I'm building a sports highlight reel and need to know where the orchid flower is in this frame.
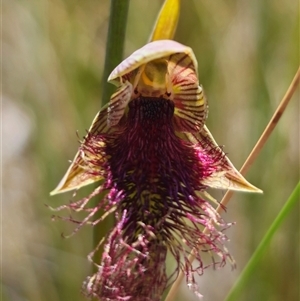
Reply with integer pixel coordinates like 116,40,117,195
51,39,261,300
51,1,262,300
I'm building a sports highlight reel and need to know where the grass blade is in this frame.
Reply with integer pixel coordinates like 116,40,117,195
224,182,300,301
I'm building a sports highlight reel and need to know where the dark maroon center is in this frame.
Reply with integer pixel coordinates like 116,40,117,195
128,96,175,124
104,97,212,235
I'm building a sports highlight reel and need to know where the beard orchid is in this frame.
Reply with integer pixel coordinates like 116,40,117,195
51,40,261,300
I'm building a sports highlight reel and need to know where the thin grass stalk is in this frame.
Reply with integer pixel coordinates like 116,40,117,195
215,66,300,211
224,181,300,301
165,67,300,301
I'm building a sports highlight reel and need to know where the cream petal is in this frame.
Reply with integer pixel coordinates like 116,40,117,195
50,108,111,195
184,126,262,193
108,40,198,85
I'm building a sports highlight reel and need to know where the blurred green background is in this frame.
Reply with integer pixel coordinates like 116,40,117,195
3,0,299,301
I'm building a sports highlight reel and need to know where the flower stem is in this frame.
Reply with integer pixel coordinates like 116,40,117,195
101,0,130,107
164,67,300,301
92,0,129,282
224,182,300,301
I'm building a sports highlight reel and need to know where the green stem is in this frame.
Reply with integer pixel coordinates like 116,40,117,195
224,182,300,301
92,0,129,281
101,0,130,106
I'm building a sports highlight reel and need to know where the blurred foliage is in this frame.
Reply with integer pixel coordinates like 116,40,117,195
3,0,299,301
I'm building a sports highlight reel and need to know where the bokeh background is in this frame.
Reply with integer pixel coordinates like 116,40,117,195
3,0,299,300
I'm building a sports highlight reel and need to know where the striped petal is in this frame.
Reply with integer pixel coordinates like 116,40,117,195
107,80,133,126
168,53,208,132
